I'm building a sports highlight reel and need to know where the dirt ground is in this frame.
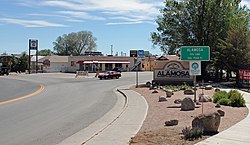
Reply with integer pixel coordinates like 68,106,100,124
129,85,249,145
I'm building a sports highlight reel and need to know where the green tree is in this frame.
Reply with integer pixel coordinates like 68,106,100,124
217,6,250,84
151,0,243,80
12,52,29,72
38,49,54,56
53,31,97,56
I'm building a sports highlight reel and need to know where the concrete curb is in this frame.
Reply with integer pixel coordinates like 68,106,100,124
57,87,128,145
84,85,148,145
58,84,148,145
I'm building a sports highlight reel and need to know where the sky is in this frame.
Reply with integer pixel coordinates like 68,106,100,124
0,0,250,56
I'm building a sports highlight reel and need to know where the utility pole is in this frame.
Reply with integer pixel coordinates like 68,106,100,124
111,45,113,56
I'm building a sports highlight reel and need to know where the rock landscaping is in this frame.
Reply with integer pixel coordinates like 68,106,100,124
130,85,248,145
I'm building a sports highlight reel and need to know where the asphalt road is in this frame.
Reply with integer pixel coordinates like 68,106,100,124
0,72,153,145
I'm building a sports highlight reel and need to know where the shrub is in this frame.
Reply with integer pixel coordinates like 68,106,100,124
213,91,228,103
179,83,189,90
182,126,204,140
213,90,246,107
217,98,231,106
228,90,239,99
229,92,246,107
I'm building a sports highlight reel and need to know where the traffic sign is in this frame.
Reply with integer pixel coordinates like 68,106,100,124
189,61,201,76
181,46,210,61
137,50,144,58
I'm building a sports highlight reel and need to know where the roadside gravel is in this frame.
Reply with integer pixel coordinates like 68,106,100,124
129,85,249,145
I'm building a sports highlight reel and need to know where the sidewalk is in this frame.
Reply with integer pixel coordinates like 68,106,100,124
196,89,250,145
59,83,250,145
58,85,148,145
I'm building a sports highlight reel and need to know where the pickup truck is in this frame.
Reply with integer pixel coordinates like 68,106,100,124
98,71,121,80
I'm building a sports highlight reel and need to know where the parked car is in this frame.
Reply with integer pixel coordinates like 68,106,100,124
98,71,121,80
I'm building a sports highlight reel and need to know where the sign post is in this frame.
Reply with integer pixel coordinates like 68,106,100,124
29,39,38,74
130,50,144,88
136,50,144,88
181,46,210,103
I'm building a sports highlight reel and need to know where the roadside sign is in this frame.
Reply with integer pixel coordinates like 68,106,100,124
181,46,210,61
189,61,201,76
239,70,250,80
130,50,138,57
29,39,38,50
137,50,145,58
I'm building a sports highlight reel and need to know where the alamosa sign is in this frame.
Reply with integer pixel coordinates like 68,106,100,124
154,61,193,84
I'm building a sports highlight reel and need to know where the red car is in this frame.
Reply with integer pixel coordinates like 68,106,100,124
98,71,121,80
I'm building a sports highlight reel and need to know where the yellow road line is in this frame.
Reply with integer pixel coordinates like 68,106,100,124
0,85,45,105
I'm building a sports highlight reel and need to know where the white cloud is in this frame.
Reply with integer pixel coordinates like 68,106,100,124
0,18,66,27
18,0,163,25
57,11,106,21
106,21,143,25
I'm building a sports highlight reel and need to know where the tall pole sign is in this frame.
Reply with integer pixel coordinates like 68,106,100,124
29,39,39,74
130,50,144,88
181,46,210,103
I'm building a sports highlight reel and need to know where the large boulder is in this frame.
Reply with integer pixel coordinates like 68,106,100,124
165,119,178,126
192,112,221,133
152,90,158,93
181,97,195,111
205,85,213,90
146,81,151,87
174,99,182,104
198,94,212,102
217,110,225,117
184,89,194,95
166,90,174,97
159,96,167,102
215,88,221,92
215,104,221,108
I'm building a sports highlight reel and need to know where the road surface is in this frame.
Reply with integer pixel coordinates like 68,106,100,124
0,72,152,145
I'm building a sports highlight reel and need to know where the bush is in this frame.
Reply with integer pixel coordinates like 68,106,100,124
182,126,204,140
217,98,231,106
229,92,246,107
213,90,246,107
228,90,239,99
179,83,189,90
213,91,228,103
164,85,176,90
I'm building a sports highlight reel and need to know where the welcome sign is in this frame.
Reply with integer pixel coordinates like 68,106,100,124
154,61,193,84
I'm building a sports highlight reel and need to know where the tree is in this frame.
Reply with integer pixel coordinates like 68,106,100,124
217,6,250,84
53,31,97,56
38,49,54,56
11,52,29,72
151,0,244,80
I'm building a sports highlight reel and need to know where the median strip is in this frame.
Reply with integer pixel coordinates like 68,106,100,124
0,84,45,105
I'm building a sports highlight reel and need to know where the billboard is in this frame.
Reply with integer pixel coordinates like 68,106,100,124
239,70,250,80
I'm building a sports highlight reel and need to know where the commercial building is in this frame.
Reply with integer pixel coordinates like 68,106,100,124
32,55,135,73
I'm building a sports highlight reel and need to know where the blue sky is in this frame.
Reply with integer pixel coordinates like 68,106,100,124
0,0,250,56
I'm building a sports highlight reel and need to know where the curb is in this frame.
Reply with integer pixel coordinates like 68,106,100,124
57,86,129,145
81,87,129,144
